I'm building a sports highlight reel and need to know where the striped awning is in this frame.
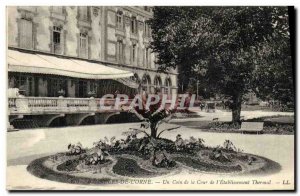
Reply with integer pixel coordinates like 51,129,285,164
7,49,134,79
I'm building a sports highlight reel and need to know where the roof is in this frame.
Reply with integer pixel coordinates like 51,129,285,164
7,49,134,79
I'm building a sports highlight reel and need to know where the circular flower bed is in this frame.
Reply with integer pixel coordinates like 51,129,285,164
27,135,281,185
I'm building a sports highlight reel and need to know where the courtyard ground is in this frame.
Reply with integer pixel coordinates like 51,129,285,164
6,110,294,190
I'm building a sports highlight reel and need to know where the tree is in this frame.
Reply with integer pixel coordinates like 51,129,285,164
253,7,294,107
149,6,293,123
128,90,180,138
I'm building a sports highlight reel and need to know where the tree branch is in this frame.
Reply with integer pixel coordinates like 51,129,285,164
157,126,181,138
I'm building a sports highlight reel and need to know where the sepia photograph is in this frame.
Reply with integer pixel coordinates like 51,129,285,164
5,4,295,191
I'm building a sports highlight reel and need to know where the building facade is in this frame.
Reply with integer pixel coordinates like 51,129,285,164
7,6,178,129
7,6,178,97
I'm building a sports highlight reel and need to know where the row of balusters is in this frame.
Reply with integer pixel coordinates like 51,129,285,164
8,98,131,109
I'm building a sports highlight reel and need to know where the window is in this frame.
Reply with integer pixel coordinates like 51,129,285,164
13,74,34,96
76,80,88,97
142,75,151,93
154,77,162,92
116,11,123,30
79,33,88,58
144,22,151,37
47,78,67,97
19,19,33,49
15,75,27,89
131,73,140,83
79,6,88,21
53,26,62,54
165,78,172,96
131,17,137,34
52,6,63,14
132,44,136,63
117,40,123,63
89,81,97,94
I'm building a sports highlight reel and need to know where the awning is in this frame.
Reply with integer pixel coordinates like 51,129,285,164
115,78,139,89
7,49,134,79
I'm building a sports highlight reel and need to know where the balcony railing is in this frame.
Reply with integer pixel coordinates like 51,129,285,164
7,97,130,115
8,95,174,115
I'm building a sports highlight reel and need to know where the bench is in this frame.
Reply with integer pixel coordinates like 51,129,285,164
239,122,264,134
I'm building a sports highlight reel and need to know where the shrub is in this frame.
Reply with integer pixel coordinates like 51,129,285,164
152,149,176,168
223,140,237,151
209,147,231,162
263,125,294,133
85,148,110,165
67,142,85,155
175,135,206,153
93,136,116,150
208,122,240,131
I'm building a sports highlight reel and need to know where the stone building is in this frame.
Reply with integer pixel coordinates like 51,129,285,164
7,6,177,96
99,6,178,95
7,6,178,129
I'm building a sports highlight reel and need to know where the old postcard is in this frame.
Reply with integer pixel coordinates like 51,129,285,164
6,6,295,191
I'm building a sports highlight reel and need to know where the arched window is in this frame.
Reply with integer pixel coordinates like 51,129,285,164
165,78,172,96
154,76,162,93
142,74,151,93
131,73,140,83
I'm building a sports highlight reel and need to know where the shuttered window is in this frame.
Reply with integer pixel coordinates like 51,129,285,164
19,19,33,49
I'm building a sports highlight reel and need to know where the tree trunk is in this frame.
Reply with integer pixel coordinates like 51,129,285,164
231,94,242,124
150,123,158,138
